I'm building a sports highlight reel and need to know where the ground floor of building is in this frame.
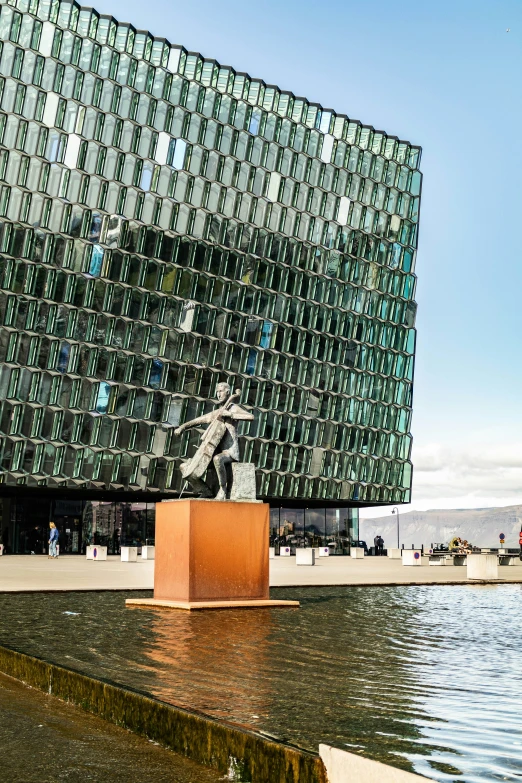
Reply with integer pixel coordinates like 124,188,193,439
0,495,360,556
269,506,358,554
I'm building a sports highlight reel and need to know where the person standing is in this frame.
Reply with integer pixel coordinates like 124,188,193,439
48,522,59,559
374,534,384,556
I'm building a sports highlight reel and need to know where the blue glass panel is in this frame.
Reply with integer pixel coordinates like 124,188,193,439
140,163,153,191
259,321,273,348
249,111,260,135
57,342,70,373
89,244,104,276
96,382,111,414
246,348,256,375
170,139,187,169
149,358,163,388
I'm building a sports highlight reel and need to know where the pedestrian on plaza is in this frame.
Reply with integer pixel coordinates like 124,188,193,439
48,522,59,559
374,534,384,556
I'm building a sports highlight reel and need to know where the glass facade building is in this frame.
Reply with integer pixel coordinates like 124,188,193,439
0,0,421,553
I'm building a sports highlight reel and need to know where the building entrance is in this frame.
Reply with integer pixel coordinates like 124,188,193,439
0,497,156,555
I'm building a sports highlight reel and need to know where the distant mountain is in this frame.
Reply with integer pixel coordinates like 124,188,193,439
360,505,522,549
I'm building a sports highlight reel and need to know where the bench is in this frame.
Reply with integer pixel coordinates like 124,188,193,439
428,553,466,566
428,554,447,565
498,554,519,566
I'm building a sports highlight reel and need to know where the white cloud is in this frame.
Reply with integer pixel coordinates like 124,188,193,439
359,440,522,519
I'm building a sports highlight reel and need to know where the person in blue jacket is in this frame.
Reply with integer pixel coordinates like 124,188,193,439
48,522,59,558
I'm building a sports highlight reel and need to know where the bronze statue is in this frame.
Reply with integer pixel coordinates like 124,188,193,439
174,382,254,500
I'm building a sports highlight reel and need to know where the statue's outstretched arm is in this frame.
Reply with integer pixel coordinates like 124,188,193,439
174,411,214,435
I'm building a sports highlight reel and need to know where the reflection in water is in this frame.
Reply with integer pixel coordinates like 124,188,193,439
0,585,521,782
145,610,275,728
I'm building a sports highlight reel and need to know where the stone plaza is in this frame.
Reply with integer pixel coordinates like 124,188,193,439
1,553,521,592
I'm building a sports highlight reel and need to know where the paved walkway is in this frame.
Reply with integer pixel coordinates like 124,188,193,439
271,555,522,586
0,555,154,592
1,554,521,592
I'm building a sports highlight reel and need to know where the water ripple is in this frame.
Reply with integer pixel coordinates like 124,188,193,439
0,584,521,781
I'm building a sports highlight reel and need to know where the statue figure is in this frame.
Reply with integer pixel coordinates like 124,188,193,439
174,382,254,500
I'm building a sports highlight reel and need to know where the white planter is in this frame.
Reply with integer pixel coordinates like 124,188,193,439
279,546,291,557
350,547,364,559
318,547,330,557
0,544,3,555
402,549,422,566
467,554,498,580
296,548,315,565
141,546,155,560
387,547,402,559
121,546,138,562
269,547,275,559
86,545,107,561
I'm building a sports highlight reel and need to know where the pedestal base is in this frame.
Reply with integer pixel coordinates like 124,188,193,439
148,498,298,609
126,597,299,611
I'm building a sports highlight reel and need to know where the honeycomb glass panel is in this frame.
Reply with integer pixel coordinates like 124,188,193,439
0,0,420,521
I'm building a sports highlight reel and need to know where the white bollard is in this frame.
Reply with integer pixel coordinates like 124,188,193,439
296,548,315,565
350,547,364,559
0,544,3,556
279,546,291,556
387,547,402,559
318,547,330,557
467,554,498,580
141,546,155,560
86,545,107,561
121,546,138,562
269,547,275,559
402,549,422,566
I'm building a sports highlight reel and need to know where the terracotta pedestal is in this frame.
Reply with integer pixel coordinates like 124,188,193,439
126,499,298,610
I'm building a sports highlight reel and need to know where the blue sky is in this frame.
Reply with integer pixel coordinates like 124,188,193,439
94,0,522,512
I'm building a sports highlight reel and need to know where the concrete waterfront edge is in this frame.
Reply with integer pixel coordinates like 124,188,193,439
0,643,438,782
0,643,325,783
320,744,432,782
